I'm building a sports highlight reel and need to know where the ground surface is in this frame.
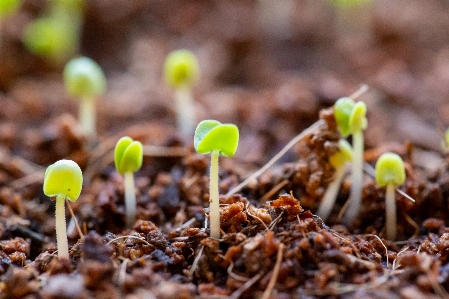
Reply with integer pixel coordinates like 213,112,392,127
1,1,449,298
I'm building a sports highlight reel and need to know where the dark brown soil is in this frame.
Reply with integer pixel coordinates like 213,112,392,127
1,1,449,298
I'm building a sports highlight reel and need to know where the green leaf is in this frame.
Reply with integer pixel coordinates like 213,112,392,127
0,0,21,18
349,101,367,134
194,120,239,157
375,152,406,187
329,139,353,168
164,49,199,89
114,136,143,174
43,159,83,202
334,97,355,137
64,56,106,98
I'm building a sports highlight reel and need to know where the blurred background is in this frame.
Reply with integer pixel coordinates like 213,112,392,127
1,0,449,164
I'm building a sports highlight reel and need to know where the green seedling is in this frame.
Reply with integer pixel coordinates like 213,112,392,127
335,97,368,224
114,136,143,228
375,152,405,240
164,49,200,140
64,56,106,137
194,120,239,239
43,159,83,260
0,0,21,18
316,139,353,222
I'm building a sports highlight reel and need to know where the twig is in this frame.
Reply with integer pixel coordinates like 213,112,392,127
226,120,325,197
66,201,84,239
364,234,389,267
245,203,269,231
259,179,289,202
107,235,151,246
118,258,129,291
261,243,285,299
189,245,204,279
228,273,263,299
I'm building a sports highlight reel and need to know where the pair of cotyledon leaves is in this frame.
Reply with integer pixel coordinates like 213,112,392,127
114,137,143,175
43,159,83,202
334,97,367,137
194,120,239,157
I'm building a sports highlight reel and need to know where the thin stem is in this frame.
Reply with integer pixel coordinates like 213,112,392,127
385,183,397,240
124,171,136,228
175,87,195,141
209,150,220,239
55,194,69,259
343,130,364,224
79,97,95,137
316,165,347,222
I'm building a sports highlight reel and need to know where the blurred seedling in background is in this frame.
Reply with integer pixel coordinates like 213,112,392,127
0,0,21,19
375,152,406,240
194,120,239,239
114,136,143,228
22,0,84,64
43,159,83,260
316,139,353,222
334,97,368,224
64,56,106,138
164,49,200,141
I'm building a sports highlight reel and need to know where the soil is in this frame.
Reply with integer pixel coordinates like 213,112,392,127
1,1,449,298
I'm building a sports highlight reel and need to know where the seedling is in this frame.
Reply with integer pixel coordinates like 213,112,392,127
114,136,143,228
375,152,405,240
316,139,353,222
43,159,83,259
0,0,21,18
194,120,239,239
63,56,106,137
164,49,200,140
334,97,368,224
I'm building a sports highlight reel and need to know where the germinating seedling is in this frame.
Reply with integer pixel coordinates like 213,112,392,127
64,56,106,137
164,49,200,140
334,97,368,224
114,136,143,228
316,139,353,222
43,159,83,260
375,152,405,240
194,120,239,239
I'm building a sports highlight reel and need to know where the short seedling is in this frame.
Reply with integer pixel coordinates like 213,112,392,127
64,56,106,137
114,136,143,228
43,159,83,259
164,49,200,140
194,120,239,239
316,139,353,222
334,97,368,224
375,152,405,240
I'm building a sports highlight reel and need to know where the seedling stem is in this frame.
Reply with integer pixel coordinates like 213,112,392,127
385,183,396,240
316,166,346,221
55,193,69,259
209,150,220,239
80,97,95,137
124,171,136,228
175,87,196,139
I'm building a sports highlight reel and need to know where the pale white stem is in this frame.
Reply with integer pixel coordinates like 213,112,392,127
124,171,136,228
343,130,364,224
79,97,95,137
385,183,397,240
175,88,196,141
316,165,346,222
55,194,69,259
209,150,220,239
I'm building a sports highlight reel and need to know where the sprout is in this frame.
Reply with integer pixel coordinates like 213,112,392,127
0,0,21,18
316,139,353,222
375,152,406,240
164,49,200,140
43,159,83,260
335,97,368,224
64,56,106,137
114,136,143,228
194,120,239,239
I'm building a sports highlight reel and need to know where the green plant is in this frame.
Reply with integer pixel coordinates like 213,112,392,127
63,56,106,137
43,159,83,259
164,49,200,140
334,97,368,224
375,152,405,240
316,139,353,222
0,0,21,18
114,136,143,228
194,120,239,239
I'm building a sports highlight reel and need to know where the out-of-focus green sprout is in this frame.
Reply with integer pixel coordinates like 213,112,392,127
316,139,353,222
114,136,143,228
334,97,368,225
43,159,83,260
194,120,239,239
375,152,406,240
22,0,83,64
64,56,106,137
0,0,21,19
164,49,200,140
